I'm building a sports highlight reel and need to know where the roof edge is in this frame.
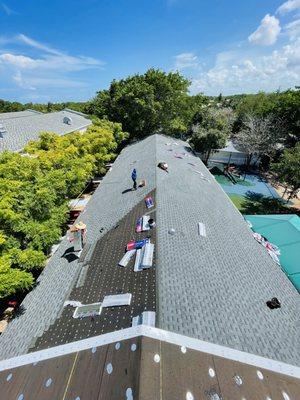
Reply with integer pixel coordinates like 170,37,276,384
0,326,299,378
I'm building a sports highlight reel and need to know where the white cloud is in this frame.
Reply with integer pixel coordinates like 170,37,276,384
0,53,38,69
17,34,63,56
0,34,104,75
284,19,300,40
174,52,199,70
12,72,86,90
0,34,105,99
277,0,300,15
190,38,300,95
12,71,36,90
1,3,16,16
248,14,281,46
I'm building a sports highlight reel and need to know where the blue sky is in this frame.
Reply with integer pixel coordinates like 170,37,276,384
1,0,300,102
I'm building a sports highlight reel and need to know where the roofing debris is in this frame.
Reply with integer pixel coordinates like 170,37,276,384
157,162,169,172
132,311,156,326
101,293,132,307
118,249,136,267
198,222,207,237
253,232,281,265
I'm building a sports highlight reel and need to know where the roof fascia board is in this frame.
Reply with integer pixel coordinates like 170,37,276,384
0,326,299,379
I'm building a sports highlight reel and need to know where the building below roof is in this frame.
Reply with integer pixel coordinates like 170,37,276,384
245,214,300,292
0,109,92,152
0,326,299,400
206,139,259,166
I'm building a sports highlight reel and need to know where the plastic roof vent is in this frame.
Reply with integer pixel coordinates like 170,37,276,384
63,116,72,125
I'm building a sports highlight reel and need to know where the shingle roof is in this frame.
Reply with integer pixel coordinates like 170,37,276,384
0,134,299,366
155,134,300,365
0,109,92,152
0,109,42,120
0,327,299,400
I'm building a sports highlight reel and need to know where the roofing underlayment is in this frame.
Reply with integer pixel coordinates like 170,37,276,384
245,214,300,292
0,327,299,400
0,134,299,368
0,109,92,152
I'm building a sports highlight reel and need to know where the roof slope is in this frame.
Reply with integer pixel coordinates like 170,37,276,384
0,134,299,366
0,109,92,152
155,135,300,365
0,327,299,400
0,135,157,359
0,109,42,120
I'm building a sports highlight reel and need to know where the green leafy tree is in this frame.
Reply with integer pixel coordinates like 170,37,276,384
190,128,228,163
271,143,300,201
0,256,34,299
88,69,190,138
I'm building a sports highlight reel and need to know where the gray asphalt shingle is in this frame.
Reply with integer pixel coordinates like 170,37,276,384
0,109,92,152
155,134,300,365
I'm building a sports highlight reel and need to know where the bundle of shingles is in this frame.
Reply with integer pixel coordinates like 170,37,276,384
134,241,154,271
136,215,151,232
118,238,154,271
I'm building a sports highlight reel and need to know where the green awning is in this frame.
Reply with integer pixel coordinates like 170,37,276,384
245,214,300,292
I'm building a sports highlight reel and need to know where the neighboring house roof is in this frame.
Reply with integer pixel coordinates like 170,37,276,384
0,326,299,400
0,109,42,120
0,109,92,152
245,214,300,292
0,134,299,368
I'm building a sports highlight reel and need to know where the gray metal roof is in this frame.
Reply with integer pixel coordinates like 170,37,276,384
0,134,299,366
0,109,92,152
0,109,42,120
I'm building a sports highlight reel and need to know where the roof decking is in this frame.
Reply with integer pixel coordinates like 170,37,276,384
0,327,299,400
0,134,299,367
33,192,156,351
0,109,92,152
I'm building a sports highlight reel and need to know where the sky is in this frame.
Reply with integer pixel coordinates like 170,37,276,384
0,0,300,102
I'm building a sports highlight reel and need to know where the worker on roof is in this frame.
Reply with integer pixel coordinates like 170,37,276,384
131,168,137,190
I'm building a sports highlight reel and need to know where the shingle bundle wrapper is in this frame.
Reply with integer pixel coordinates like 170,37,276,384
136,215,150,232
134,242,154,271
127,238,149,251
145,196,154,208
118,249,136,267
132,311,156,326
136,217,142,233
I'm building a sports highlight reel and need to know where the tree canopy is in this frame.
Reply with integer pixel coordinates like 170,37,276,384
189,108,229,163
86,69,196,138
0,120,127,299
271,143,300,200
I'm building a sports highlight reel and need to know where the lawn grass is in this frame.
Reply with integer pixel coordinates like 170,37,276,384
228,194,245,210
